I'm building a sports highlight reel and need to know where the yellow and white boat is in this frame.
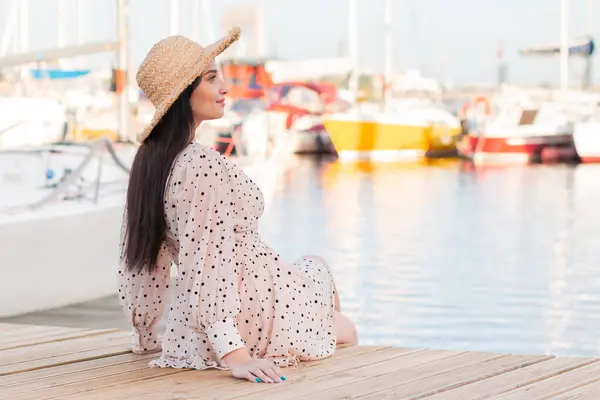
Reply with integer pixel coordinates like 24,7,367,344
323,104,462,162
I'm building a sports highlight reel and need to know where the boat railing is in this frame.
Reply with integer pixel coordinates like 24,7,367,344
0,137,132,215
0,121,27,138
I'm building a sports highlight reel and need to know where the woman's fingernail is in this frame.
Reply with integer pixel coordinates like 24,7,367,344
255,378,262,383
281,376,287,381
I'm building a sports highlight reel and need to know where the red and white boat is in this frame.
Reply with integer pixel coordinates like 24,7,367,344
459,100,578,164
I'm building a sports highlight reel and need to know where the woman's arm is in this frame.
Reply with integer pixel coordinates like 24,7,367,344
172,146,246,359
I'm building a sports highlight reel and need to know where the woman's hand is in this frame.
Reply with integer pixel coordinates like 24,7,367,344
230,358,284,383
223,347,285,383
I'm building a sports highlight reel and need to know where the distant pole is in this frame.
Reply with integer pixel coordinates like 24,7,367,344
192,0,199,41
348,0,359,99
585,0,593,87
19,0,28,53
170,0,179,36
201,0,216,43
560,0,569,93
117,0,130,142
19,0,29,90
77,0,86,46
58,0,67,48
587,0,593,35
384,0,393,110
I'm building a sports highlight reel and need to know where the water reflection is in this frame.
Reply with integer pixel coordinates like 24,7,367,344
260,157,600,357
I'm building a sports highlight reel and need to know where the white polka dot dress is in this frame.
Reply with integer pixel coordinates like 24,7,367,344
118,143,337,370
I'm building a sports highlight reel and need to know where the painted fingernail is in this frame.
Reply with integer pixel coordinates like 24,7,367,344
281,376,287,381
255,378,262,383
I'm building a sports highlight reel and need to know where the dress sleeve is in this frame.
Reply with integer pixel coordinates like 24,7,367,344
171,148,245,360
118,213,173,354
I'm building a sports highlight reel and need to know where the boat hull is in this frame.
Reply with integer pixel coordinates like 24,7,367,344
323,118,459,161
460,133,577,164
0,201,124,317
282,129,336,154
573,121,600,163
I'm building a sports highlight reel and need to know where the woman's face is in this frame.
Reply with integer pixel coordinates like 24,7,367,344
190,61,228,126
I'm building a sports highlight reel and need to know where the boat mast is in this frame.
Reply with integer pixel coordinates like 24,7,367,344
170,0,179,35
348,0,359,102
116,0,130,142
192,0,199,41
383,0,393,111
560,0,569,93
18,0,28,85
585,0,593,87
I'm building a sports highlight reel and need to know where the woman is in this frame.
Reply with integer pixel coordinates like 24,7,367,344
118,28,358,384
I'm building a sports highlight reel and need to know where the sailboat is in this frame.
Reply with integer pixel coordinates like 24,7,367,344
460,1,594,165
322,0,461,162
0,139,136,317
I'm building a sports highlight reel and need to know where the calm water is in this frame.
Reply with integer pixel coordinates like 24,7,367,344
259,156,600,357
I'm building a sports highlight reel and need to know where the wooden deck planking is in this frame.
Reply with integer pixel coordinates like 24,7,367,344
424,357,600,400
232,350,493,400
0,330,131,376
58,346,415,400
354,354,553,400
551,381,600,399
0,353,158,388
0,327,120,351
490,360,600,399
1,324,600,400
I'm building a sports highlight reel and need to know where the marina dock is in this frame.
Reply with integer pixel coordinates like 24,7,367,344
1,323,600,399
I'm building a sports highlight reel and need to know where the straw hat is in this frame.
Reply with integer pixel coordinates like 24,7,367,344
135,27,241,143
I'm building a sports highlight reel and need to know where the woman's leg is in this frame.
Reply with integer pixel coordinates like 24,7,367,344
303,255,342,312
334,311,358,346
302,256,356,344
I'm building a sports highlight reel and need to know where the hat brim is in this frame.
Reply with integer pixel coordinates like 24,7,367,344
136,27,241,143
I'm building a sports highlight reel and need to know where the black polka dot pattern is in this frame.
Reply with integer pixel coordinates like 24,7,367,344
119,143,337,370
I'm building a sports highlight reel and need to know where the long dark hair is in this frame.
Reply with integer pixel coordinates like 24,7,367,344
123,76,201,273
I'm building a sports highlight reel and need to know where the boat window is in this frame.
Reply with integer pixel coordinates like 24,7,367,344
518,109,538,125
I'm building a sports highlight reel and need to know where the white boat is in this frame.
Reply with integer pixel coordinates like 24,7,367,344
0,139,135,317
0,96,68,149
0,135,281,317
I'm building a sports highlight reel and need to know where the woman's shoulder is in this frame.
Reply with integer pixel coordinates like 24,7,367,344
171,143,232,181
174,143,227,169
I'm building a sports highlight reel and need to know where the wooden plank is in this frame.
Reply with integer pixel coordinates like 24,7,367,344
58,346,416,400
353,354,553,399
425,357,600,400
0,332,131,376
0,362,181,400
482,359,600,399
264,351,512,400
550,380,600,399
205,348,469,400
0,328,119,351
0,326,88,345
0,344,131,377
0,325,52,340
0,353,157,387
0,331,130,365
0,323,37,331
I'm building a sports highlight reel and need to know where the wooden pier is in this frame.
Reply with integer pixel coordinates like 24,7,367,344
1,323,600,399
